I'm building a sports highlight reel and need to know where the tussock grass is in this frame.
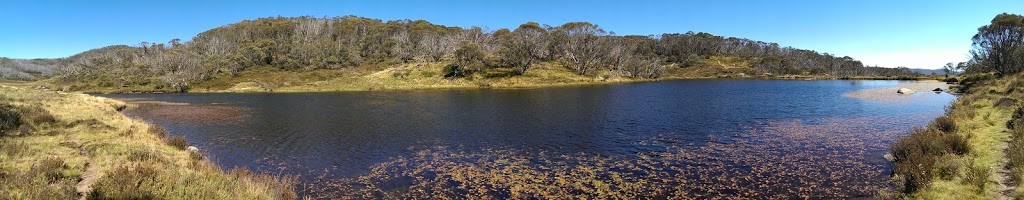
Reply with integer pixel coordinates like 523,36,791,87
166,136,188,150
892,73,1024,199
148,124,169,138
0,84,297,199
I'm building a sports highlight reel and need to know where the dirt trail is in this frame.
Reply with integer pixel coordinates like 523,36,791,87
73,141,102,200
996,130,1017,200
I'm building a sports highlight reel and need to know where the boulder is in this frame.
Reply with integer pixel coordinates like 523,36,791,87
186,146,203,160
897,88,914,94
933,88,943,92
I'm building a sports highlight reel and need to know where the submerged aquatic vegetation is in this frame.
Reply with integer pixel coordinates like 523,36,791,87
126,102,252,125
309,116,923,199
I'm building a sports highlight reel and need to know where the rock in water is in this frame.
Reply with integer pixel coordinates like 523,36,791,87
932,88,943,92
897,88,914,94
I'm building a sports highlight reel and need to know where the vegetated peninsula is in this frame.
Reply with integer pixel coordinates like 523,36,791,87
7,16,919,93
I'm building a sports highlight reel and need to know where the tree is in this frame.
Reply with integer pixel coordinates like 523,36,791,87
971,13,1024,76
942,62,956,77
452,40,485,77
169,38,182,48
499,22,549,75
557,22,609,76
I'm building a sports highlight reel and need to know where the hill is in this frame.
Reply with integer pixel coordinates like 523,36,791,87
0,58,60,80
26,16,918,93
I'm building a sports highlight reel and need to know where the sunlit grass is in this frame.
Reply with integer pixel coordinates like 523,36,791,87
0,84,297,199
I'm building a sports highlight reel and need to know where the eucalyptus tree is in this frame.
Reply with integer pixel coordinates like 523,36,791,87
971,13,1024,76
556,22,610,76
499,22,549,75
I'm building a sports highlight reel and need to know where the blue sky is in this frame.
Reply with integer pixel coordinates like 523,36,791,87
1,0,1021,69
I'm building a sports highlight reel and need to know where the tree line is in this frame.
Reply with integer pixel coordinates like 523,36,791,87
37,16,916,91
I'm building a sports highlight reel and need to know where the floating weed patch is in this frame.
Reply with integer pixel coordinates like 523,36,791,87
312,117,919,199
129,104,251,125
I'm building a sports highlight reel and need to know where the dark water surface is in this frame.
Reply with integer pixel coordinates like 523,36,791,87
102,79,956,198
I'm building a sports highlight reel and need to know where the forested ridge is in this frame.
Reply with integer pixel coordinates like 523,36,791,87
8,16,917,92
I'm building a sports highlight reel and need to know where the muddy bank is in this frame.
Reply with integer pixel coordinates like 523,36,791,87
843,80,952,101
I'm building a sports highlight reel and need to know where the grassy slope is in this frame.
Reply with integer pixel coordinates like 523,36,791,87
40,56,935,94
189,61,649,93
898,75,1024,199
0,85,296,199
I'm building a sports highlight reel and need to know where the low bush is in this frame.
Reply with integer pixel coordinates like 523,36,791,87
0,104,20,136
935,155,964,180
127,148,164,163
891,127,971,193
963,164,990,193
933,116,957,133
0,140,29,157
0,163,78,200
166,136,188,150
996,97,1018,108
32,157,69,181
19,105,56,125
89,164,160,199
148,124,168,139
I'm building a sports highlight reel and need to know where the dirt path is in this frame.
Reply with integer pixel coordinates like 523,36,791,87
995,139,1014,200
73,141,102,200
996,129,1018,200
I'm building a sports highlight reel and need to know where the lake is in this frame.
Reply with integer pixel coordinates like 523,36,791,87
102,79,956,198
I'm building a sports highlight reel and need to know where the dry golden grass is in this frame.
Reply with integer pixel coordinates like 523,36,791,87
0,84,297,199
889,73,1024,199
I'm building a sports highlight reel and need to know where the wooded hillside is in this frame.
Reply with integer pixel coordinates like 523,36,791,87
23,16,916,92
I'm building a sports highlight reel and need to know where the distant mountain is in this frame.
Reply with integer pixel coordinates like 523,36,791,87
909,68,946,75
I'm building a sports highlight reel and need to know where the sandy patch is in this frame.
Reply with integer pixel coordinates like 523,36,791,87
843,80,951,101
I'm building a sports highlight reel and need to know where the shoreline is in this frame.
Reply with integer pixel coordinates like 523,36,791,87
842,80,954,102
0,84,297,199
57,75,939,95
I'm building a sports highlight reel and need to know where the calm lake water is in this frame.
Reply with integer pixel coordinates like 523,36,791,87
102,79,956,198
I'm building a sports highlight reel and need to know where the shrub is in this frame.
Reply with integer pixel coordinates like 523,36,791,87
1010,106,1024,129
0,140,28,157
935,155,964,180
933,116,957,134
189,149,203,161
127,148,164,163
443,64,465,78
890,127,971,193
19,105,56,125
0,163,78,200
963,165,990,192
89,165,160,199
31,157,68,181
0,104,20,136
148,125,168,139
996,97,1018,108
166,136,188,150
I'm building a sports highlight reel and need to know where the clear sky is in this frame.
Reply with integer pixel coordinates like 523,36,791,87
1,0,1021,69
